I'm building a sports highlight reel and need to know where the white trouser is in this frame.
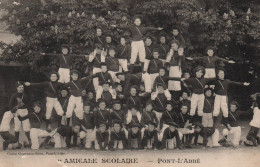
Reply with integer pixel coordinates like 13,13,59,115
58,68,70,83
79,129,94,148
14,109,30,132
95,140,108,150
129,138,138,149
204,68,216,78
213,95,228,117
211,129,220,147
46,97,64,119
178,128,194,140
93,67,101,91
159,124,169,141
118,59,128,72
96,86,116,101
66,95,83,119
166,138,177,149
223,126,241,146
150,73,159,89
168,66,182,91
30,128,50,149
143,59,150,72
154,111,163,128
190,94,205,116
130,40,146,64
142,73,152,93
158,124,183,141
146,138,154,149
108,71,120,83
202,113,213,127
113,140,123,149
54,133,67,148
151,89,171,101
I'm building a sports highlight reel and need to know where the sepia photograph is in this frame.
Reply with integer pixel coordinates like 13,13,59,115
0,0,259,166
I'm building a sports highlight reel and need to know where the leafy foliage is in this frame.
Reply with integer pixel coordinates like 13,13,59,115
0,0,259,71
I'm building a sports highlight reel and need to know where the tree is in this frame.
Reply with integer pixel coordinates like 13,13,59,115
0,0,259,75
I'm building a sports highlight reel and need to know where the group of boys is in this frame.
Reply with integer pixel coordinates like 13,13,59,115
1,16,260,151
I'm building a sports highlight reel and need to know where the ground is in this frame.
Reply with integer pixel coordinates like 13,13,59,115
0,120,260,167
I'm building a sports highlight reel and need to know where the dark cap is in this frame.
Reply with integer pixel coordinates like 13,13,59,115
168,122,178,127
130,123,141,129
148,121,157,127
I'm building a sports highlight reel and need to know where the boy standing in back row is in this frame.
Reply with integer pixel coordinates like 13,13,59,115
111,16,163,72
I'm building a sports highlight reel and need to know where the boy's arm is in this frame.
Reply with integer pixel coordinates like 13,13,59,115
17,113,31,121
88,51,96,62
175,130,181,148
96,132,103,149
40,53,59,57
103,132,109,149
153,112,159,125
161,129,167,149
127,130,132,149
144,26,163,31
137,131,142,149
227,79,250,86
24,81,46,87
65,131,72,148
72,133,77,146
216,56,235,64
159,115,164,130
204,78,217,84
165,76,181,81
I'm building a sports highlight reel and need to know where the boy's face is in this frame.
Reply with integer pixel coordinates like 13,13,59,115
100,126,106,133
153,52,159,59
109,50,115,57
106,37,112,43
17,85,24,93
73,126,80,133
181,106,188,114
113,103,121,110
132,127,139,134
118,74,125,81
101,65,107,72
82,90,87,96
230,104,238,112
195,70,203,78
34,106,41,113
50,74,58,82
218,70,225,80
157,86,164,94
145,38,152,46
205,90,212,97
207,49,214,57
194,126,202,133
145,104,153,112
96,28,102,36
62,47,69,55
148,124,155,132
171,43,179,51
120,38,126,45
134,18,141,26
140,85,145,91
88,92,94,99
116,85,123,92
130,88,137,96
102,84,110,91
182,92,188,99
99,102,106,110
61,90,68,97
84,106,90,114
169,126,176,132
166,104,173,111
172,29,179,36
160,36,166,44
183,72,190,79
113,124,121,133
159,69,166,76
71,73,78,80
